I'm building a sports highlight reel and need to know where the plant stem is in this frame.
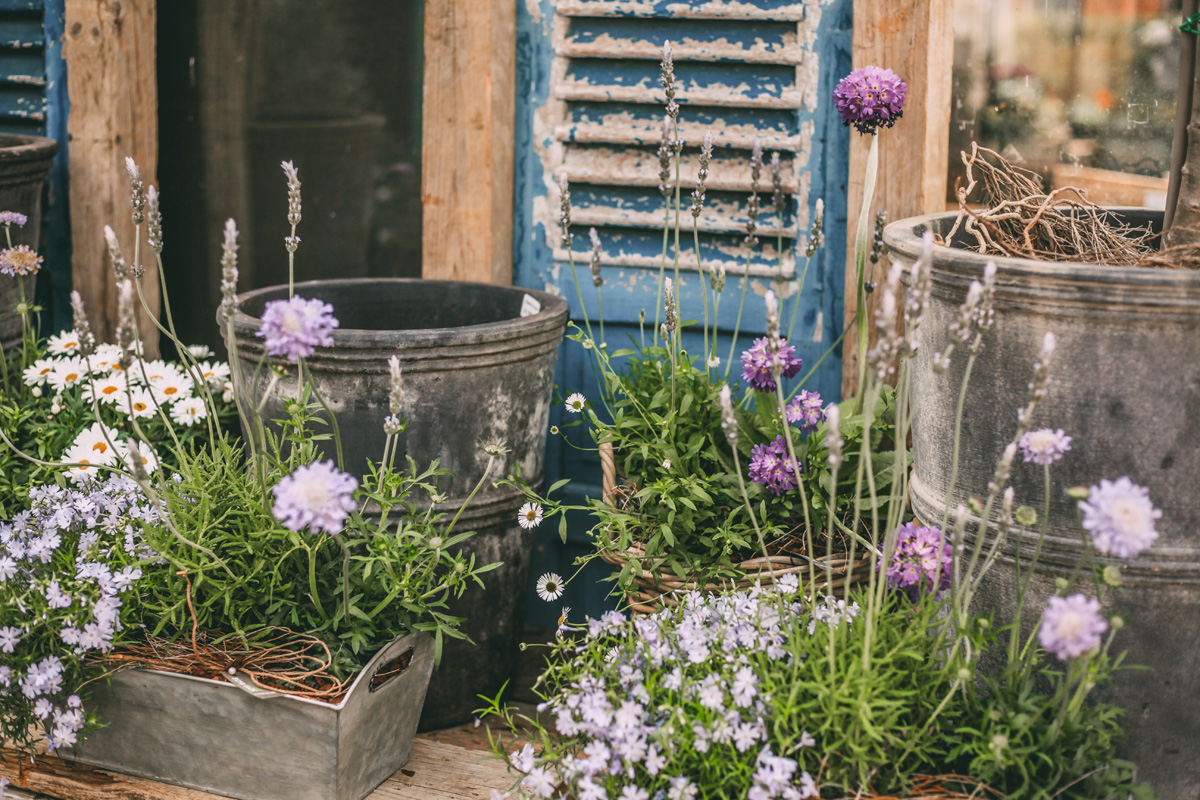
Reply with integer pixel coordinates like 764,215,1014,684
853,135,879,407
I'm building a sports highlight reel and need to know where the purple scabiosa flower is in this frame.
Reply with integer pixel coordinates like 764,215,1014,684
834,65,908,135
748,436,801,496
1079,477,1161,559
0,210,27,227
258,295,338,362
884,522,952,599
785,390,823,434
0,244,43,277
271,461,358,535
741,337,802,392
1019,428,1072,465
1039,594,1107,660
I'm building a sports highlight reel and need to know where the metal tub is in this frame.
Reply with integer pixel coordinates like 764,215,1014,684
64,631,434,800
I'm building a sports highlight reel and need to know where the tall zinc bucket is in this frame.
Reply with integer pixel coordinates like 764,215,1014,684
0,133,57,350
885,210,1200,800
230,279,568,728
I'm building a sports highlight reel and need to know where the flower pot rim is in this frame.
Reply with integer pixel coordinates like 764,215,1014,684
231,277,570,348
0,132,58,162
883,208,1200,289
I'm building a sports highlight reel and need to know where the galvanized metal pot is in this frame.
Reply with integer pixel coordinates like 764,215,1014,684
885,210,1200,800
66,631,434,800
0,133,57,351
230,278,568,729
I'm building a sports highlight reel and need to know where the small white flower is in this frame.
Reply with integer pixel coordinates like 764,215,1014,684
122,387,157,419
518,502,544,529
22,358,56,386
187,344,213,358
222,380,234,403
565,392,586,413
82,372,128,406
151,372,194,404
31,386,41,398
170,397,208,427
536,572,565,602
707,356,720,368
196,360,231,386
47,358,86,393
604,647,620,664
46,330,82,355
662,459,671,470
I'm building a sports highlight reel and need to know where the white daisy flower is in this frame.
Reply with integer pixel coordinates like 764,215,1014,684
222,380,234,403
170,397,208,427
151,372,194,404
86,344,125,373
62,441,110,483
47,358,86,393
187,344,213,359
22,358,57,387
63,422,120,481
46,330,83,356
565,393,586,413
121,387,156,419
116,440,160,474
518,502,544,529
82,373,128,406
535,572,564,602
132,360,178,386
196,361,231,386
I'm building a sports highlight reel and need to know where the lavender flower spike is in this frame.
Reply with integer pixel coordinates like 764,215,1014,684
146,185,163,254
660,40,678,119
104,225,128,280
219,218,240,322
718,384,738,446
834,66,908,135
824,404,843,469
588,228,604,287
388,354,404,415
257,295,339,363
272,461,359,535
70,291,95,357
282,160,302,227
125,156,145,225
558,173,573,249
690,131,714,218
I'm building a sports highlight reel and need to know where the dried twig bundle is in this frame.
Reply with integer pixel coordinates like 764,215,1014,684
947,144,1157,266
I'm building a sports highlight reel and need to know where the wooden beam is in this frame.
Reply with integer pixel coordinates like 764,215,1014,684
841,0,953,398
62,0,159,352
422,0,516,285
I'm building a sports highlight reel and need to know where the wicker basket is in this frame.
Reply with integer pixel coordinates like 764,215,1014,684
597,443,871,614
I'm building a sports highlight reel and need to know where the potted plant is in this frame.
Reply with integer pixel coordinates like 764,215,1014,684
0,168,498,800
225,162,569,729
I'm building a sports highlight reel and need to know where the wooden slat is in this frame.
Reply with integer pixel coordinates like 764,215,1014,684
557,121,802,153
422,0,515,285
557,0,807,22
0,737,512,800
841,0,953,398
561,144,800,192
62,0,160,353
555,79,803,110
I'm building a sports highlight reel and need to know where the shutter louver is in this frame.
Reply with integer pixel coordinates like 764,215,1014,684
546,0,829,278
0,0,46,133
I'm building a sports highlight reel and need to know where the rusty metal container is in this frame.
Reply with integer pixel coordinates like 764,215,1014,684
885,209,1200,800
229,278,568,728
65,632,433,800
0,133,57,351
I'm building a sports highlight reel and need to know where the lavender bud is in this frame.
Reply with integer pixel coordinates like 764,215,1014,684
948,281,983,346
589,228,604,287
988,442,1017,496
125,440,151,482
285,235,300,254
125,157,145,225
657,118,674,198
745,140,762,247
664,278,678,334
869,209,887,265
69,291,95,357
144,185,164,254
104,225,128,280
388,355,404,416
869,261,903,380
805,198,825,257
282,161,302,227
219,218,240,323
691,131,714,218
660,41,678,119
718,384,738,446
899,232,934,358
558,174,573,249
825,404,844,469
115,280,138,366
710,262,727,294
770,152,784,214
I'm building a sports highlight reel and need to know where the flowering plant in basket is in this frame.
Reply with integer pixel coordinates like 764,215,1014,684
504,46,902,606
482,62,1160,800
0,161,497,762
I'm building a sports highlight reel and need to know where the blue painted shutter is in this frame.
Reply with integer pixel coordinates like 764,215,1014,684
514,0,851,623
0,0,47,135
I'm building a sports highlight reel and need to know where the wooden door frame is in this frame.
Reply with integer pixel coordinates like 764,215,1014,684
842,0,955,397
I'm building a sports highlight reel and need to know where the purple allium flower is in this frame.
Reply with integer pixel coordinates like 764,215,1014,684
740,337,802,392
257,295,339,362
0,244,43,277
1019,428,1073,465
833,66,908,135
884,522,952,599
271,461,359,535
785,390,824,434
0,211,26,227
1039,594,1107,660
1079,477,1161,559
748,435,801,495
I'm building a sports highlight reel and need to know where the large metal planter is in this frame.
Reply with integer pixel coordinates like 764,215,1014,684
884,210,1200,800
0,133,57,351
229,278,568,729
65,631,434,800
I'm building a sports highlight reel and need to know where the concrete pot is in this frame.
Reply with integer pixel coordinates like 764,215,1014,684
0,133,57,351
884,209,1200,800
229,278,568,728
66,632,434,800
